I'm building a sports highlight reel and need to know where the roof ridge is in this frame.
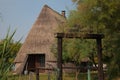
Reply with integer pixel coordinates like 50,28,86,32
43,4,65,18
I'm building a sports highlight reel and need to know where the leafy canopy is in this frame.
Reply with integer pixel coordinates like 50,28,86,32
70,0,120,79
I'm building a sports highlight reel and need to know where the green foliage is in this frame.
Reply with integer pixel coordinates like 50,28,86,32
51,0,120,79
63,39,94,64
70,0,120,79
0,29,21,80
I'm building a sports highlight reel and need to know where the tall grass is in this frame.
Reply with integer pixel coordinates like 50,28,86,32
0,29,21,80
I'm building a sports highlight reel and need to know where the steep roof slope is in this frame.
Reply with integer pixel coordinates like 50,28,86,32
14,5,66,74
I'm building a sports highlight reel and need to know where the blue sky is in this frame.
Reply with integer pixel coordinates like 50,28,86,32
0,0,76,42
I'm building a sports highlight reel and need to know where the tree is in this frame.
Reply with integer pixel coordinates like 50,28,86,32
70,0,120,79
0,29,21,80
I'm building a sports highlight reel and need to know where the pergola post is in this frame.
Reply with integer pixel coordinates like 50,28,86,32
96,38,104,80
57,37,63,80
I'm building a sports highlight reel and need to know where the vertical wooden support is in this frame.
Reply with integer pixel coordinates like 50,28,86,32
96,38,104,80
36,68,39,80
35,56,40,80
57,37,63,80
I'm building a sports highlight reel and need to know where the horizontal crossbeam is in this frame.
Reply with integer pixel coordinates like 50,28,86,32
55,33,104,39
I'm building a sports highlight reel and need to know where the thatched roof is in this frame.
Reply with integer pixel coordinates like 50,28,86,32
14,5,66,74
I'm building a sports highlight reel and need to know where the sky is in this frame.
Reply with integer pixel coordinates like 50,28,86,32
0,0,76,42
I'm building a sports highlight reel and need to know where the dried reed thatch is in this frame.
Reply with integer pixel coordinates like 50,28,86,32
14,5,66,74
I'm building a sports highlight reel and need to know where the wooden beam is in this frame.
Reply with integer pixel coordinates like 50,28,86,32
35,56,40,80
35,68,39,80
57,37,63,80
96,38,104,80
55,33,104,39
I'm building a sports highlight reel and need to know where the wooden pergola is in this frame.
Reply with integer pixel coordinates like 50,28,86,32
55,33,104,80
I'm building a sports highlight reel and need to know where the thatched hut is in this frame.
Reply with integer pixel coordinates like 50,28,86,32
14,5,66,74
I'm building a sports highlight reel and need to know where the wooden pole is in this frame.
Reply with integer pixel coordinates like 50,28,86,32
57,37,63,80
35,56,40,80
96,38,104,80
36,68,39,80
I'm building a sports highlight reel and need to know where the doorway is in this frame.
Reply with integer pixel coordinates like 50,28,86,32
27,54,45,73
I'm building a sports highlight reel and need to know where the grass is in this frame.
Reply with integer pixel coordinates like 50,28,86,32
9,71,115,80
10,71,120,80
8,72,99,80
